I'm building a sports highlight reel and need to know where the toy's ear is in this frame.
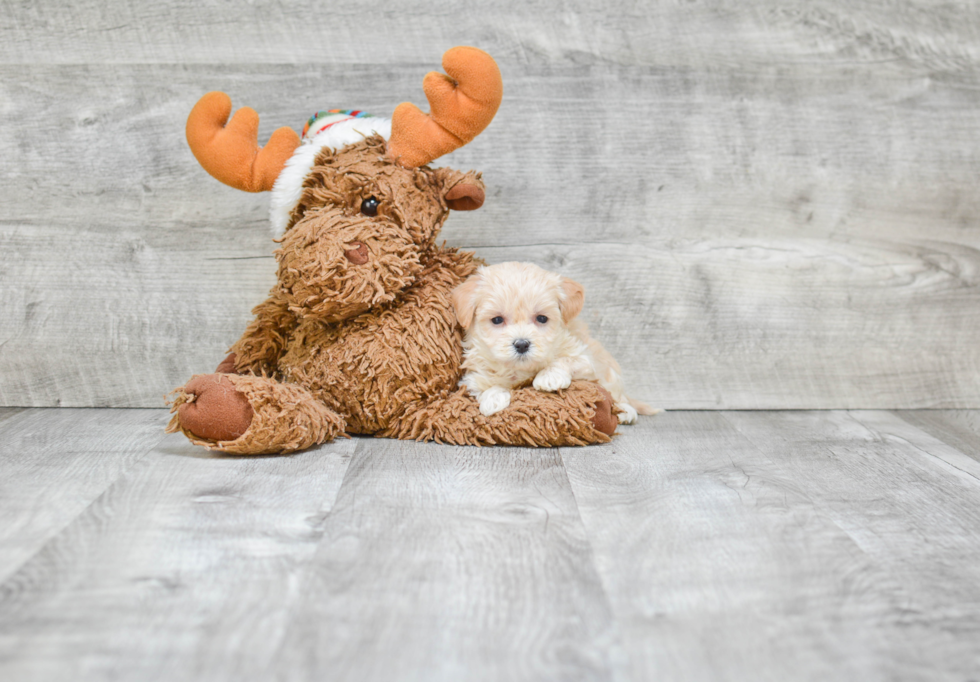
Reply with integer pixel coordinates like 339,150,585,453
436,168,486,211
559,278,585,322
451,275,482,329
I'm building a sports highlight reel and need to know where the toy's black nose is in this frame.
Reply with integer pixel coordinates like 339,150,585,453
513,339,531,355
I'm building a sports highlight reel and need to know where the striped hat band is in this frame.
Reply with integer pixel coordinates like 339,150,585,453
302,109,377,140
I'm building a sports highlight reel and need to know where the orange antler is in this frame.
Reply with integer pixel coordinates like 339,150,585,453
186,92,301,193
387,46,503,168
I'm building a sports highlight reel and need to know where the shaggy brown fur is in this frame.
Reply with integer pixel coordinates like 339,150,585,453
168,135,617,453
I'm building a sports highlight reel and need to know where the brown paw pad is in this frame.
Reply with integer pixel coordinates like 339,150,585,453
177,374,253,442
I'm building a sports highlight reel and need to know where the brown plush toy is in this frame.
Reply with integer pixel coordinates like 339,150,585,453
167,46,618,454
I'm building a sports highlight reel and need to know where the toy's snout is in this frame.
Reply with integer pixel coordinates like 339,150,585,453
276,209,422,323
345,241,369,265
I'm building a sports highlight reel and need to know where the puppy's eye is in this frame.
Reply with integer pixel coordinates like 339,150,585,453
360,197,379,217
536,315,548,324
491,316,504,325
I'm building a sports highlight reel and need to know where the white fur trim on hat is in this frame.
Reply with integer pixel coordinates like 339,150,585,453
269,116,392,237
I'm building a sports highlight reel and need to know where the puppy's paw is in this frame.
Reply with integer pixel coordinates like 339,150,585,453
478,386,512,416
615,402,638,424
533,366,572,392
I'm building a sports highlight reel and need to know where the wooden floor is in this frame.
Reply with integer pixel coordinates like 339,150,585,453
0,409,978,681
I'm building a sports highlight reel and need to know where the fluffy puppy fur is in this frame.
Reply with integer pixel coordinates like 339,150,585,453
451,261,659,423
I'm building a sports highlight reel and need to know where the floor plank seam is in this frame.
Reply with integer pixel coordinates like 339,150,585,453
853,411,980,484
557,444,637,682
0,423,168,589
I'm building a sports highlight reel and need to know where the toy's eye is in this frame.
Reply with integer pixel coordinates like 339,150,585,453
361,197,379,216
536,315,548,324
491,316,504,325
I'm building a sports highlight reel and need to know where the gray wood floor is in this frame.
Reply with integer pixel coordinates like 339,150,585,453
1,409,978,681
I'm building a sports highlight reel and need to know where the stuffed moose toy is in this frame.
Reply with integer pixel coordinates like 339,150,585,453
167,46,619,454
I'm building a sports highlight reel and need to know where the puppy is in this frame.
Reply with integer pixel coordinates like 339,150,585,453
451,261,659,423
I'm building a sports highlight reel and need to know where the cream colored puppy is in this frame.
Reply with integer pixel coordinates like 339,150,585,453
451,261,659,423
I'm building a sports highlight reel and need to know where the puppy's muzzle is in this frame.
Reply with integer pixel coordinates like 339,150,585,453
513,338,531,355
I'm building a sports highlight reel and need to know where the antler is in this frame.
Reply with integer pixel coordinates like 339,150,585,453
186,92,301,193
387,46,503,168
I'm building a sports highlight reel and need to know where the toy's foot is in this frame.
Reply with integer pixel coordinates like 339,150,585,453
383,380,617,447
176,374,253,442
168,373,346,455
592,386,618,436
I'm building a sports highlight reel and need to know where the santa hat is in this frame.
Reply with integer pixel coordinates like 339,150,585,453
269,109,392,237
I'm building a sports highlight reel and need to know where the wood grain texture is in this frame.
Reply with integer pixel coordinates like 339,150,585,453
2,0,978,68
0,431,355,682
893,410,980,463
276,439,623,682
2,2,980,408
562,411,980,681
0,408,166,582
2,409,980,680
851,409,980,480
0,408,26,425
723,411,980,680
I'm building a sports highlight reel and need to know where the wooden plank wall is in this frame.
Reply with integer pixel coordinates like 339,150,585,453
1,1,979,408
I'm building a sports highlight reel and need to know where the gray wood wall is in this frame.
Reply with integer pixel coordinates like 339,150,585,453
2,0,979,409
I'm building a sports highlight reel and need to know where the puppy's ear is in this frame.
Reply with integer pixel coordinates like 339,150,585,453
451,275,481,330
559,278,585,322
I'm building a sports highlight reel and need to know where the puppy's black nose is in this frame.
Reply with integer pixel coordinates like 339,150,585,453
513,339,531,355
